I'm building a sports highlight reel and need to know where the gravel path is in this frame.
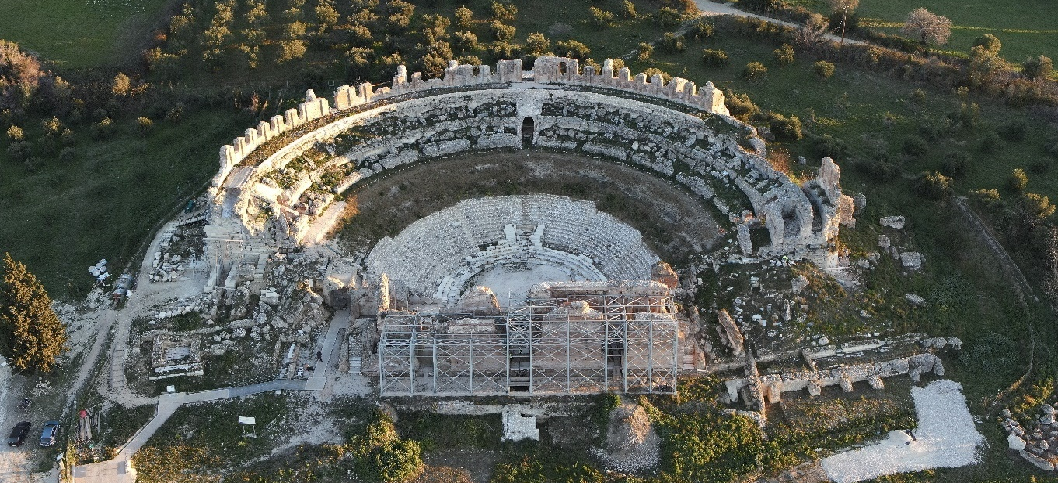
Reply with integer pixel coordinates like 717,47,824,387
821,379,984,482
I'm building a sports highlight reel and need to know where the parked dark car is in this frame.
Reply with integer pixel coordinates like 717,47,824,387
39,420,60,447
7,421,30,446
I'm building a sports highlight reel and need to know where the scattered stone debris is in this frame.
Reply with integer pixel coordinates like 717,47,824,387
501,407,539,442
900,252,924,271
1001,404,1059,471
880,216,906,230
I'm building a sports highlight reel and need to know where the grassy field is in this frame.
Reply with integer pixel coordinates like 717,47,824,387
641,27,1057,199
0,109,247,298
0,0,174,68
779,0,1057,63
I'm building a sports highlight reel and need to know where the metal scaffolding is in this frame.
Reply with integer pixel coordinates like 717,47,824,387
377,294,680,396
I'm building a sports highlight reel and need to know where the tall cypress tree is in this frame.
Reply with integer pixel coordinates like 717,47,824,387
0,253,68,372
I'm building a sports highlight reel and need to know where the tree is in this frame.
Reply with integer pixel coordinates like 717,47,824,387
827,0,858,45
0,253,68,373
455,6,474,29
796,13,828,47
490,1,517,22
902,8,951,45
525,32,551,57
0,40,44,111
453,30,479,54
348,413,423,482
556,40,590,59
420,14,450,44
968,41,1007,93
490,20,516,41
314,0,340,33
590,7,615,29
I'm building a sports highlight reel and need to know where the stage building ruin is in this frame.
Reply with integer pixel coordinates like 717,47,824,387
368,281,683,396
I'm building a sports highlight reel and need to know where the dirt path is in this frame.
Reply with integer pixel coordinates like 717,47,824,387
693,0,868,46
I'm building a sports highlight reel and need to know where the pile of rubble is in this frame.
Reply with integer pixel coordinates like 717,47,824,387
149,222,206,283
1002,404,1058,471
598,403,660,473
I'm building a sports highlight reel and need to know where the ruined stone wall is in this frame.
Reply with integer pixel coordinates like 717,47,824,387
208,56,850,263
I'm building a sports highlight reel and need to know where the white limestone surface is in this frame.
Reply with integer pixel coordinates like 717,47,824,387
820,379,984,482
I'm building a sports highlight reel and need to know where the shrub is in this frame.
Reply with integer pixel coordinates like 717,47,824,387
453,30,479,53
743,61,768,80
1008,168,1029,192
642,68,671,83
940,150,970,178
525,32,551,57
773,44,795,65
491,1,517,22
901,135,929,156
854,157,900,181
1022,55,1055,80
490,21,515,41
972,34,1002,56
137,116,154,136
621,0,637,19
978,131,999,153
689,18,714,40
348,414,423,482
656,7,684,27
555,40,590,59
41,116,63,137
808,133,849,159
636,42,653,62
768,113,803,141
917,171,952,199
92,117,115,140
813,60,835,79
702,49,729,67
742,0,782,13
952,102,981,130
58,146,76,162
725,91,759,122
970,188,1001,203
6,140,31,161
661,33,686,53
999,120,1027,142
454,6,474,29
5,125,23,141
589,7,615,29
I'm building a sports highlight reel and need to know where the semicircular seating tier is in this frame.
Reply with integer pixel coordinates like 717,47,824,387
204,56,853,268
364,194,659,305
